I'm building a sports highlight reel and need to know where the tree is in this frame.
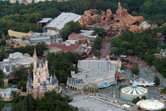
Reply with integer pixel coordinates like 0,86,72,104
92,48,101,57
121,64,125,70
38,91,78,111
110,47,118,55
12,94,37,111
12,66,28,80
145,54,155,65
0,99,4,110
0,69,4,79
93,28,106,38
132,97,140,104
36,42,48,56
47,52,82,83
141,96,146,100
131,66,139,75
93,36,102,50
0,69,4,87
154,76,160,86
60,21,81,40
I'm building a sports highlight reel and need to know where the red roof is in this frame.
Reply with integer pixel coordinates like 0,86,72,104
115,71,126,80
125,64,133,69
48,43,79,52
68,33,82,38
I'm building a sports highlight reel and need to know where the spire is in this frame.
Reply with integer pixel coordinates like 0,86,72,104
33,46,37,57
52,79,54,85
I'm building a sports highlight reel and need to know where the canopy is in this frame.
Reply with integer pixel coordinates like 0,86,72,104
137,99,165,111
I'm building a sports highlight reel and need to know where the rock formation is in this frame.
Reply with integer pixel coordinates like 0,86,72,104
78,2,144,35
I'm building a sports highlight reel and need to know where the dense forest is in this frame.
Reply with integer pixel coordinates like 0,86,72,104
0,0,166,38
11,91,78,111
110,26,166,77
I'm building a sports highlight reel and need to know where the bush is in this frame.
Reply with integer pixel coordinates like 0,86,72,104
141,96,146,100
118,85,127,90
161,87,166,94
93,28,106,38
132,97,140,104
93,48,101,57
154,76,160,86
121,64,126,70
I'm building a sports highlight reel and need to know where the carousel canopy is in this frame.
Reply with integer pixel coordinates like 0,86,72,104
121,82,148,96
137,99,165,111
135,78,155,86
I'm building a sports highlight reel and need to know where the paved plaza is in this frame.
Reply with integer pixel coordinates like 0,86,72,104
69,95,123,111
97,67,166,100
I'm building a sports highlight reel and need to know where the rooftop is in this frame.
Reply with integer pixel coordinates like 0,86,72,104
80,30,97,38
137,99,165,110
48,43,79,52
45,12,81,30
29,37,51,43
74,60,118,86
68,33,82,38
38,18,52,23
135,78,155,86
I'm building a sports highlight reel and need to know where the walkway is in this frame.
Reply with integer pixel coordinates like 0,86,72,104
100,37,110,58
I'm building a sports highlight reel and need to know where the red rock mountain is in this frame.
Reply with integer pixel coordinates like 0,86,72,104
78,2,144,35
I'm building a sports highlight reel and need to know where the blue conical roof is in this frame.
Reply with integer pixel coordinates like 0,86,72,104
27,75,31,84
42,81,46,91
132,81,137,88
51,79,54,85
26,75,31,87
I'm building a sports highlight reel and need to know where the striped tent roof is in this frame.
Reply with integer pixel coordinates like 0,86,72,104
121,82,147,96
